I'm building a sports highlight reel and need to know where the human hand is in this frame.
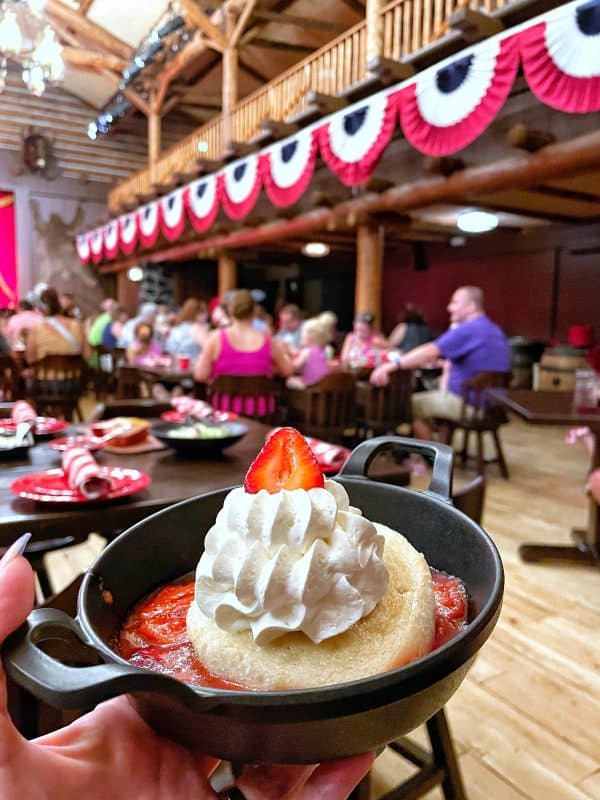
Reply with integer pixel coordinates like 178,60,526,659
370,363,395,386
0,539,374,800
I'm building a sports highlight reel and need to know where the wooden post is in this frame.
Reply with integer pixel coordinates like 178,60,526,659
222,7,239,146
355,222,384,327
148,110,161,185
366,0,383,66
218,254,237,297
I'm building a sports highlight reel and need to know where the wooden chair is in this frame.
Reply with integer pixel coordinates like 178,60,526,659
29,354,88,421
207,374,281,424
355,369,415,439
115,365,151,399
440,371,512,479
0,354,20,401
452,474,486,525
284,372,356,443
90,345,125,399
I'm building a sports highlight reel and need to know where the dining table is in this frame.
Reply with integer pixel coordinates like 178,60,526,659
0,417,272,548
486,388,600,567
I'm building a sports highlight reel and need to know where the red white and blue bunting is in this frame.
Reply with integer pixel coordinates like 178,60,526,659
103,219,119,260
159,188,187,242
77,0,600,263
184,175,219,232
520,0,600,113
137,201,160,249
218,154,261,219
76,233,90,264
89,228,104,264
317,91,399,184
260,128,317,207
118,212,138,255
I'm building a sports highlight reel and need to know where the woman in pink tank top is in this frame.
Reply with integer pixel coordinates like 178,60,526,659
194,290,293,417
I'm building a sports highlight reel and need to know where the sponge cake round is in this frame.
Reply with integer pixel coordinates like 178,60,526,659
186,524,435,690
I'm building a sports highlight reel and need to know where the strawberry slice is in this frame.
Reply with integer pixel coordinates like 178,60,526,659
244,427,324,494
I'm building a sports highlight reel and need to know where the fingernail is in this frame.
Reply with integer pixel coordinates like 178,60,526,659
0,533,31,573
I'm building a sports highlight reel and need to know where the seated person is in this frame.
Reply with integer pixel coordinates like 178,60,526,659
387,304,433,352
165,298,210,362
340,312,387,368
194,289,293,415
126,322,163,367
274,303,304,351
26,287,87,363
286,318,331,390
370,286,510,440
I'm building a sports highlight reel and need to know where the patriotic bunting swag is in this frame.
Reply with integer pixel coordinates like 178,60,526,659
399,36,519,156
76,234,90,264
260,129,317,206
184,175,219,232
103,220,119,260
218,155,261,220
137,201,160,249
317,92,399,185
89,229,104,264
118,212,138,255
159,189,187,242
519,0,600,113
77,0,600,264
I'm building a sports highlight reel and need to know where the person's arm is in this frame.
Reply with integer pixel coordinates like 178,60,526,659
271,337,294,377
387,322,406,349
292,347,309,371
340,333,353,365
193,330,220,382
370,341,442,386
25,326,38,364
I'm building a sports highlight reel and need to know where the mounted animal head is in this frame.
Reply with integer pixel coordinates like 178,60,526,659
21,131,60,180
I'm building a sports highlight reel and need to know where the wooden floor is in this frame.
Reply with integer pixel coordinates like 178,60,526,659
372,418,600,800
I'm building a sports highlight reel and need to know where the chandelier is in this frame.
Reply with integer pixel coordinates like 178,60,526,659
0,0,64,96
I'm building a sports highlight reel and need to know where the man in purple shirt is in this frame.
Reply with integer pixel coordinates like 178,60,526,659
371,286,510,440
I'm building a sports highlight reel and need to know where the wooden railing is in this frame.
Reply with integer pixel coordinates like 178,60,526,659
109,0,509,210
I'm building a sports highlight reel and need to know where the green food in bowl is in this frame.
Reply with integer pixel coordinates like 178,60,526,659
167,422,230,440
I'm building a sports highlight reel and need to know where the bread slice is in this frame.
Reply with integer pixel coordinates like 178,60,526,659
187,524,434,690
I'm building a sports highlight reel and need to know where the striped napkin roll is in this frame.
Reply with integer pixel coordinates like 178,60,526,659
11,401,37,425
62,447,112,499
171,396,215,418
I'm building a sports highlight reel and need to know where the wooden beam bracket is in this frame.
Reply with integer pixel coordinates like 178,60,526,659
304,91,348,114
423,156,466,176
223,140,261,160
366,55,415,84
195,157,225,174
449,8,504,42
507,124,556,153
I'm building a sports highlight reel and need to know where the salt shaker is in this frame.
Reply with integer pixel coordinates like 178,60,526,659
572,369,598,413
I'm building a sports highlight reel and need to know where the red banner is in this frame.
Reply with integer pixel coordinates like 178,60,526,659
0,192,17,308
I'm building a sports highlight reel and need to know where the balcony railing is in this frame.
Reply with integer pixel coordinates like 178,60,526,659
108,0,509,210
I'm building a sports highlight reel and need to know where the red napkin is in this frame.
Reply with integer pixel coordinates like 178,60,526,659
269,428,350,473
12,401,37,425
171,396,237,422
62,447,112,499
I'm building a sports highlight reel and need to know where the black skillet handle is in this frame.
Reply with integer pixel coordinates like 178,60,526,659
3,608,218,711
338,436,454,501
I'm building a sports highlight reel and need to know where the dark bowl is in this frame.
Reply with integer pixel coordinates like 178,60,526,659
4,437,503,764
0,432,34,460
151,420,248,456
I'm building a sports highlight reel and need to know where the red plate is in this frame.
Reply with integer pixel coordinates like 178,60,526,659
10,467,151,503
0,417,70,437
318,453,350,475
161,410,238,423
49,435,106,453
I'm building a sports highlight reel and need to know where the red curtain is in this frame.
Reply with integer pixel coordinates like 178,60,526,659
0,191,17,308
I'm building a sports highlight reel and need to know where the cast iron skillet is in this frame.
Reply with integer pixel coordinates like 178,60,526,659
3,437,503,764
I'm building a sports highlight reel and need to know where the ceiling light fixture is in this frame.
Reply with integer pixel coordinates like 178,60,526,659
456,210,499,234
127,265,144,283
0,1,64,96
302,241,330,258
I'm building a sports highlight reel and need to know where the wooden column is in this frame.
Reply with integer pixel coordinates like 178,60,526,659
222,7,239,145
148,110,161,184
366,0,383,65
355,222,384,327
218,254,237,297
116,270,139,316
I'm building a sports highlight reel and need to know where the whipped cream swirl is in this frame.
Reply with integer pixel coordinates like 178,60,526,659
194,480,389,645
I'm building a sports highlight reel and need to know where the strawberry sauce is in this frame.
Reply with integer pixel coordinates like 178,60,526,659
116,570,469,690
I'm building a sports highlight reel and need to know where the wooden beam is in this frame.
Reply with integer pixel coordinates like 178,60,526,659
178,0,227,50
238,57,269,84
99,129,600,272
356,223,384,326
507,124,556,153
61,46,126,73
46,0,132,59
218,254,238,295
366,0,383,66
252,10,345,33
222,5,238,148
304,91,348,113
250,38,315,55
339,0,365,15
423,156,466,176
449,8,504,43
230,0,259,48
366,55,414,82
